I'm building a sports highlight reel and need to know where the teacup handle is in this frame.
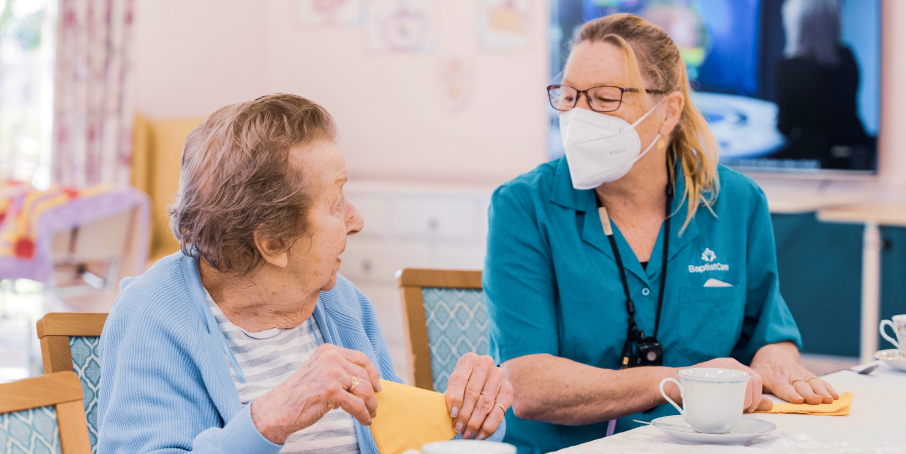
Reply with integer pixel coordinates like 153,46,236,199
659,377,684,417
880,320,900,349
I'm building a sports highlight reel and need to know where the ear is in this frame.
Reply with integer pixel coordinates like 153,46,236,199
253,227,289,268
660,91,685,136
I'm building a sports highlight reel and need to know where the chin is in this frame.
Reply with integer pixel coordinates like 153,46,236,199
320,274,338,292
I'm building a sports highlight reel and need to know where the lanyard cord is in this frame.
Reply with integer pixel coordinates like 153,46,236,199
653,182,673,339
598,154,675,367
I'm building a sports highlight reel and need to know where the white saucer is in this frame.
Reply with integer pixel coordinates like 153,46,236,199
876,349,906,371
650,416,776,446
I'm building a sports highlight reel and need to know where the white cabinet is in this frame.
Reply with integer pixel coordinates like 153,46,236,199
340,237,432,284
342,183,495,385
389,196,476,241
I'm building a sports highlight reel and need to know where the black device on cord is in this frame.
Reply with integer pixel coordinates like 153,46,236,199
596,154,674,368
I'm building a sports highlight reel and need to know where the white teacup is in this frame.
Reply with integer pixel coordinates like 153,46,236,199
880,314,906,353
403,440,516,454
659,368,750,434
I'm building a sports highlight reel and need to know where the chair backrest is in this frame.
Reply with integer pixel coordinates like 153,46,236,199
397,269,486,393
0,371,91,453
36,313,107,454
131,115,205,262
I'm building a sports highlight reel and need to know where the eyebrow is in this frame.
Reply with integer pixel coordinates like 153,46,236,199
561,79,622,88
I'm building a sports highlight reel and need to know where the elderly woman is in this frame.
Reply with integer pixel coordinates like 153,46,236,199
98,94,511,453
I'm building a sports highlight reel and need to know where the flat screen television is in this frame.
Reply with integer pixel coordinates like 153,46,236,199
549,0,881,177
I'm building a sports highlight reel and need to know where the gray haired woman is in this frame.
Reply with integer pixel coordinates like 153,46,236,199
97,94,511,453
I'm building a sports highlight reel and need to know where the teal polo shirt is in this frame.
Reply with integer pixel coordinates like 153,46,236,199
483,157,802,454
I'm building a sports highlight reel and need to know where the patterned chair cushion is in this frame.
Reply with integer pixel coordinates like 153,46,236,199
0,406,61,454
422,288,489,393
70,337,100,453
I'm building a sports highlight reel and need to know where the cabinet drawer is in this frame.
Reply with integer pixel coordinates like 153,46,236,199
389,196,476,241
433,244,486,271
340,237,431,284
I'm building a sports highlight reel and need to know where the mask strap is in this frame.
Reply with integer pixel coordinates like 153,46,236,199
630,95,668,129
631,133,661,166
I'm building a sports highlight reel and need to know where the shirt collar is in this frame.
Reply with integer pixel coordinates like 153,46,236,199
548,155,703,280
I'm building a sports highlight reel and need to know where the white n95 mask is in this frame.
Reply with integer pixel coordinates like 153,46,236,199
559,99,665,189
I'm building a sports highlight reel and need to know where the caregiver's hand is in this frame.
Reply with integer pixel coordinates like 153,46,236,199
251,344,382,445
445,352,514,441
663,357,773,413
751,341,839,405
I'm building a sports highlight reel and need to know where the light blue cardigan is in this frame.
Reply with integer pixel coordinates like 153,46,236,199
98,252,504,453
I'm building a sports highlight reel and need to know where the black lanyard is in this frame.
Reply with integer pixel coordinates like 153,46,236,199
596,159,674,368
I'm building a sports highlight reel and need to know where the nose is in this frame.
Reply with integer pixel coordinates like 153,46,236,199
575,91,593,111
347,202,364,236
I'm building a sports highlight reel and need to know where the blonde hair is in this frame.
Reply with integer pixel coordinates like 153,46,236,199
169,94,337,274
573,13,719,230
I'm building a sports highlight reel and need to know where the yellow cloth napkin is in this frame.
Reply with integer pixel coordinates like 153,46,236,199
369,379,457,454
756,391,853,416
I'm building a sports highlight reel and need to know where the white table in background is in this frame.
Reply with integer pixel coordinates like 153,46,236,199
817,203,906,364
552,362,906,453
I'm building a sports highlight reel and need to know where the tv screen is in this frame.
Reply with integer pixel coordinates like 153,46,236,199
549,0,881,176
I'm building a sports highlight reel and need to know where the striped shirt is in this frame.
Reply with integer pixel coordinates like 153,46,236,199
207,293,360,454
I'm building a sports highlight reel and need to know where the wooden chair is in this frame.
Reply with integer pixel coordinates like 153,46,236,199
0,371,91,453
36,313,108,453
396,269,487,392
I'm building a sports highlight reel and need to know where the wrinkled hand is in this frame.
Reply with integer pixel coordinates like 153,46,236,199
662,357,773,413
251,344,382,445
444,353,514,441
751,342,839,405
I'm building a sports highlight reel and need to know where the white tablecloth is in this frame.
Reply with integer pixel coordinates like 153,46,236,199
552,362,906,453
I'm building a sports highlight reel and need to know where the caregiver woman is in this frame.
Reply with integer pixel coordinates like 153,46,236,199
484,14,838,454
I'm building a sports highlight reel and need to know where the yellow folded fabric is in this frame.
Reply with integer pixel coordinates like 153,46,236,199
369,380,458,454
756,391,853,416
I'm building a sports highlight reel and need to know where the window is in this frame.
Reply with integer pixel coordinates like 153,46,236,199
0,0,54,189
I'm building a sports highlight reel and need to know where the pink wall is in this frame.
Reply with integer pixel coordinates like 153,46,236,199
132,0,549,186
134,0,906,189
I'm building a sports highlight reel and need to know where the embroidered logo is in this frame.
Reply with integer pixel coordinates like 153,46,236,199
689,248,728,273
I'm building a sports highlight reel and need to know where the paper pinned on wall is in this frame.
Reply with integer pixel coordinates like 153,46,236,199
437,57,473,112
296,0,363,27
479,0,531,50
365,0,437,52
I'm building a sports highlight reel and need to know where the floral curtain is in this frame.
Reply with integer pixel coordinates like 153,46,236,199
52,0,134,187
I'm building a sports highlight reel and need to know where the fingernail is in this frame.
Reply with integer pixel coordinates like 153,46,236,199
477,434,486,441
455,422,463,433
377,382,382,392
464,431,472,440
451,407,459,418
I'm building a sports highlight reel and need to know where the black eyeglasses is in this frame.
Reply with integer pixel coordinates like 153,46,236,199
547,84,667,113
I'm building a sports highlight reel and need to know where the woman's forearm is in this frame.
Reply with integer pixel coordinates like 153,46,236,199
501,354,675,426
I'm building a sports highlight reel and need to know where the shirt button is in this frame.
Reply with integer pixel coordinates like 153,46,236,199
642,288,650,296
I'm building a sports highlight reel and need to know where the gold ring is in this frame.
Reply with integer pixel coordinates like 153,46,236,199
349,376,360,392
494,403,507,413
790,379,804,386
806,377,820,382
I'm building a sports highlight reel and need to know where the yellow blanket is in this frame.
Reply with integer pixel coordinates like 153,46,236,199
369,380,458,454
757,392,853,416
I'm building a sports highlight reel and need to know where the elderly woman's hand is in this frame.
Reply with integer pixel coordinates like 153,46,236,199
251,344,382,445
751,342,839,405
445,353,514,441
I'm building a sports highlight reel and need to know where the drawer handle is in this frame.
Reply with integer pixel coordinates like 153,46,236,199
362,259,373,273
427,218,439,231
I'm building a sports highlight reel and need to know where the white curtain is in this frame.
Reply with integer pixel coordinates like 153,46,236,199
52,0,134,187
